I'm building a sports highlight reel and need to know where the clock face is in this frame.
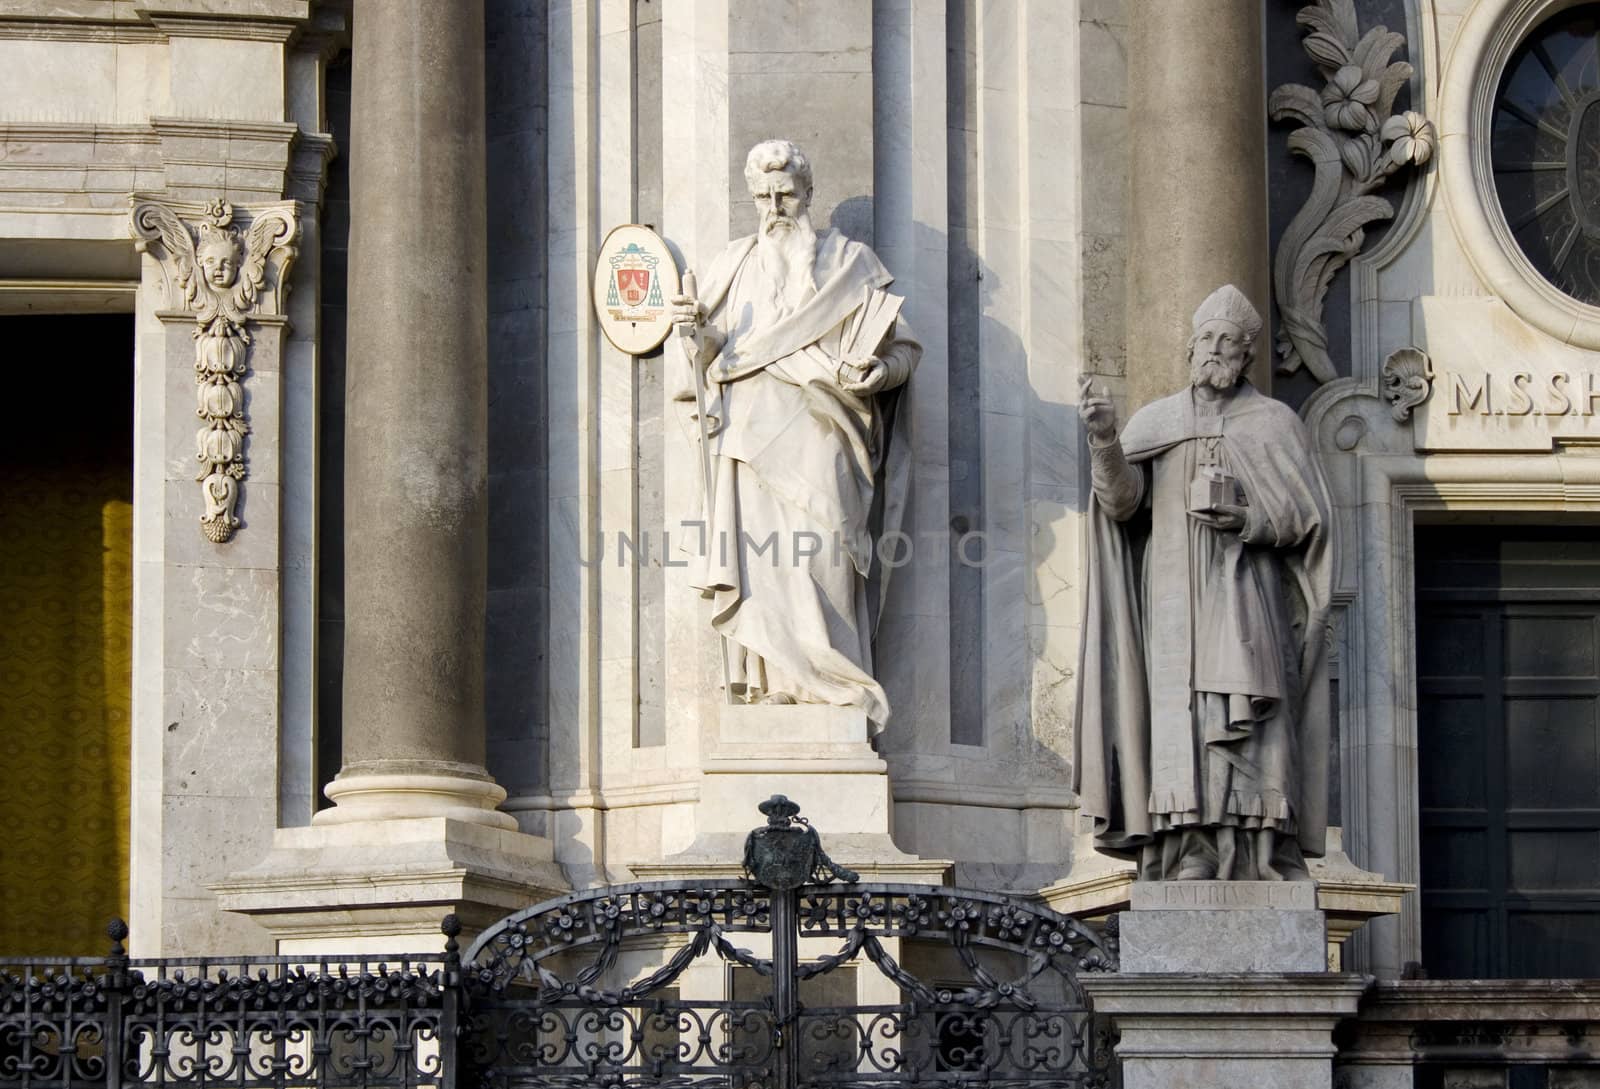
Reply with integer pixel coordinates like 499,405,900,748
1492,6,1600,307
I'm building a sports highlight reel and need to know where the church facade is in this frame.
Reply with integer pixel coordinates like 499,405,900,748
2,0,1598,1083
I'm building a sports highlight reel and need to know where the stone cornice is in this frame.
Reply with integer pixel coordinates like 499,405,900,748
134,0,310,42
287,129,335,204
150,117,301,142
151,118,304,202
140,16,294,41
891,778,1079,810
0,19,161,42
0,122,158,145
0,120,335,207
0,0,322,43
136,0,310,18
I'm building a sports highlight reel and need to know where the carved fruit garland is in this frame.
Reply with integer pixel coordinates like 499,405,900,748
1270,0,1437,384
130,199,297,543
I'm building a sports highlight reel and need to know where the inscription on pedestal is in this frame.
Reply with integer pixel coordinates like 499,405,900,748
1131,879,1317,911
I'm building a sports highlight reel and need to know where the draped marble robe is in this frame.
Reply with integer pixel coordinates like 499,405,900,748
1074,382,1335,875
683,228,919,728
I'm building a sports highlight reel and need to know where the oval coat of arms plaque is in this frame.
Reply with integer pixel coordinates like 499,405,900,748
592,224,680,355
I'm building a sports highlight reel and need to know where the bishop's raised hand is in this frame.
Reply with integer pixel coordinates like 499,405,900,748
1078,375,1118,444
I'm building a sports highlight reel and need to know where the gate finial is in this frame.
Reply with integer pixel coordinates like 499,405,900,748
742,795,860,890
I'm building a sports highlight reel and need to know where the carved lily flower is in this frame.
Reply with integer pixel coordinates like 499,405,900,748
1381,110,1436,168
1321,65,1380,132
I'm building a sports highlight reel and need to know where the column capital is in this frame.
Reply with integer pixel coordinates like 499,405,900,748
130,195,299,318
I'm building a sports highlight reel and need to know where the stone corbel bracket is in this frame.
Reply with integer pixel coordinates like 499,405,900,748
1270,0,1437,385
1380,346,1432,422
130,195,299,543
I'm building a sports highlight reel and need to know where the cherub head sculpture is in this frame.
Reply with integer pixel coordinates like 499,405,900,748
196,222,244,290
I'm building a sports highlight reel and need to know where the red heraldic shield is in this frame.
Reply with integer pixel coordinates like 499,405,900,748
617,267,650,307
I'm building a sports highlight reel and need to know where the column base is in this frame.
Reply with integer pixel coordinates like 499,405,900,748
314,761,519,830
634,704,950,884
212,815,567,954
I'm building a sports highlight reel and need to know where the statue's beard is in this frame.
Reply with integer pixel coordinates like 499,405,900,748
756,211,817,314
1190,355,1244,391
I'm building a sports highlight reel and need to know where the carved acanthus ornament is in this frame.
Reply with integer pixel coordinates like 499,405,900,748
1270,0,1437,384
1380,346,1432,422
130,198,298,543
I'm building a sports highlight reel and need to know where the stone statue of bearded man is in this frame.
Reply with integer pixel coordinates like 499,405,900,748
1074,285,1336,881
671,140,920,729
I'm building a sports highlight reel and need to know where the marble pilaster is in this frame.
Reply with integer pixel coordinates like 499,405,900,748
127,195,300,956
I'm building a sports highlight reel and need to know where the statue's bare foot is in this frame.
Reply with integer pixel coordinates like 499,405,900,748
757,691,798,705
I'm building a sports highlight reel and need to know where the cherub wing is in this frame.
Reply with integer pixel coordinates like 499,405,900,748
232,207,299,316
129,200,200,309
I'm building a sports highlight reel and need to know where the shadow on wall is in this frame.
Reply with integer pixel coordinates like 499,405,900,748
826,198,1084,818
829,194,876,248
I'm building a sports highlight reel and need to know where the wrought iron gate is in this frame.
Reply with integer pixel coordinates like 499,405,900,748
459,796,1118,1089
0,798,1117,1089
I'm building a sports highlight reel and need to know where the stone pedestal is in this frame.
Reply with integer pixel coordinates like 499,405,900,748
212,818,566,954
634,705,949,883
1083,974,1370,1089
1080,881,1369,1089
1042,828,1409,969
1121,881,1327,972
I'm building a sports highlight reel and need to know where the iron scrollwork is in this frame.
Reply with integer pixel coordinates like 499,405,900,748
459,797,1118,1089
0,802,1118,1089
0,920,449,1089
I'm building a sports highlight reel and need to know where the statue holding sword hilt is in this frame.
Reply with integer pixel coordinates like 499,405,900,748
668,139,920,730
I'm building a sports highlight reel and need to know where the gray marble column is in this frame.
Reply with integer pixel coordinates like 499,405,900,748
323,0,509,827
1125,0,1271,408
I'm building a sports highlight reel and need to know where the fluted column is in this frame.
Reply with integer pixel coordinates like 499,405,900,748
321,0,509,828
1125,1,1272,408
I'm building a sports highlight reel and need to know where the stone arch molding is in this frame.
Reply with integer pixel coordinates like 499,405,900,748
1439,0,1600,346
129,196,299,543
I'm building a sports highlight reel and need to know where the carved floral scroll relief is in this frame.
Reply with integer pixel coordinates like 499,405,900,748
1270,0,1437,384
130,198,298,543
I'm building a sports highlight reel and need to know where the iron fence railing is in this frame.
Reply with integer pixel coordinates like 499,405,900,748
2,901,1118,1089
0,920,455,1089
0,799,1120,1089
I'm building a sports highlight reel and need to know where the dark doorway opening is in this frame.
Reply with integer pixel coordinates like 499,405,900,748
1415,524,1600,978
0,313,133,954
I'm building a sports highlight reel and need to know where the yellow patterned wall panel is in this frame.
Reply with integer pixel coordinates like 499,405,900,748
0,467,132,955
0,314,133,956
